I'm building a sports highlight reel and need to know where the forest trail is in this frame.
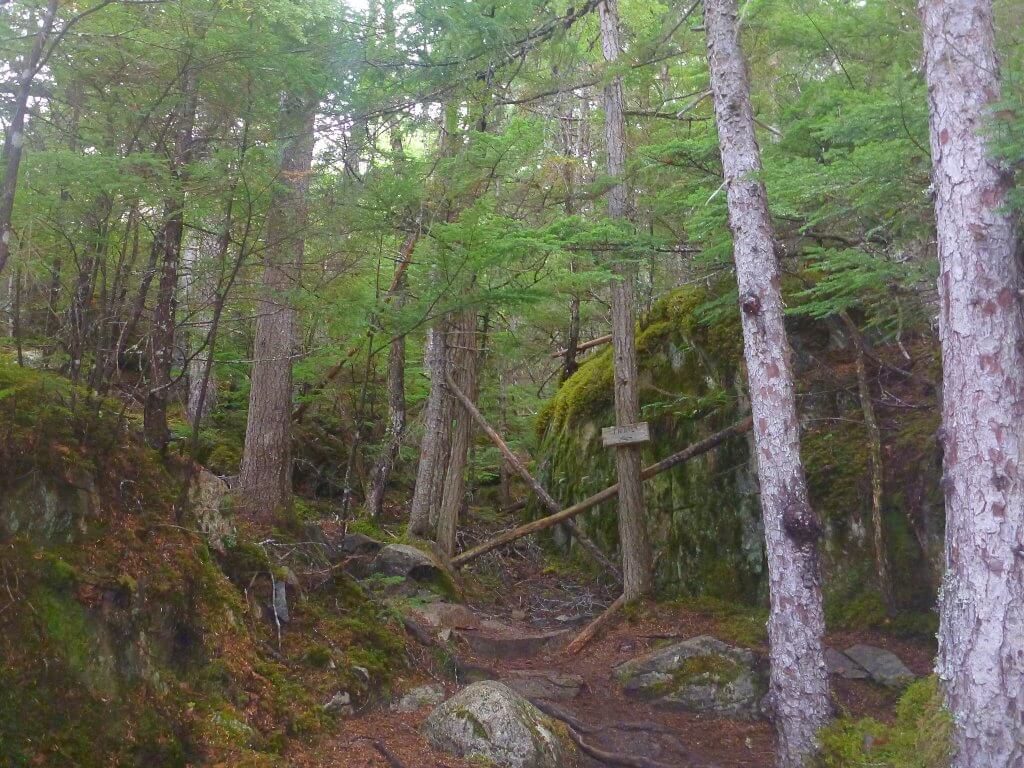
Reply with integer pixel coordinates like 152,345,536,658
286,513,934,768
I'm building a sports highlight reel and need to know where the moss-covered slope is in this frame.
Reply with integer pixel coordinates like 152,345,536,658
535,285,942,617
0,363,404,767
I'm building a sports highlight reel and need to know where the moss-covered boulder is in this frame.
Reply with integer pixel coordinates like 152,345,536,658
535,284,943,615
614,635,766,719
423,681,577,768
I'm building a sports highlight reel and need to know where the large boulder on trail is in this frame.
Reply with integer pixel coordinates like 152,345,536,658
423,681,577,768
614,635,766,719
371,543,446,579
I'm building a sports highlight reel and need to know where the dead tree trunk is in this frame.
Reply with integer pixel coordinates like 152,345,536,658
704,1,830,764
599,0,652,601
846,321,893,610
920,2,1024,765
238,97,316,520
437,311,478,555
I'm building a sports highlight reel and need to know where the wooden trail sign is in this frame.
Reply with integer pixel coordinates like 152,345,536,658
602,422,650,447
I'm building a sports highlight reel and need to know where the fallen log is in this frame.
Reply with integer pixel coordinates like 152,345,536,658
550,333,613,359
451,417,753,568
567,593,626,654
444,370,622,582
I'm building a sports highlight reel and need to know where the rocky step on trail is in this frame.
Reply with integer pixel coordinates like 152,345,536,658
286,531,929,768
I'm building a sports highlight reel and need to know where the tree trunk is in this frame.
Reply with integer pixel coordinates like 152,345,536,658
0,0,59,277
183,233,218,426
598,0,652,601
437,311,478,555
238,97,316,520
367,291,408,519
847,321,893,611
409,317,453,536
920,2,1024,765
704,2,830,764
144,67,199,450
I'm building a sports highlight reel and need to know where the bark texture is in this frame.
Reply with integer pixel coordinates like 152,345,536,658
704,1,830,764
920,2,1024,765
238,98,315,520
437,311,478,555
599,0,652,601
408,318,452,536
367,294,407,518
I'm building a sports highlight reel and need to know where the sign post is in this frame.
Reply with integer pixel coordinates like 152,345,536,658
601,422,651,448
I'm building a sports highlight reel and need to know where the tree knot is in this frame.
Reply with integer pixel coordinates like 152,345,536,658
740,292,761,316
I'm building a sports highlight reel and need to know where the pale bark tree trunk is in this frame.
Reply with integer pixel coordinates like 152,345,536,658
920,2,1024,765
437,310,478,555
0,0,59,277
238,97,316,520
704,1,830,764
599,0,652,600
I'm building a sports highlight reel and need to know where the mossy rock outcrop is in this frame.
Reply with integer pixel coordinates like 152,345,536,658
535,285,942,614
0,363,406,767
614,635,766,719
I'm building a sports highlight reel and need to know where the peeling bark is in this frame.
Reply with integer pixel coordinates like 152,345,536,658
704,1,830,764
920,1,1024,765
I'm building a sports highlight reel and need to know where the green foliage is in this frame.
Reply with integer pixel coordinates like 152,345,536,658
818,677,952,768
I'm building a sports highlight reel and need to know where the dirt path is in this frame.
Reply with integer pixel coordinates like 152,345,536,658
289,516,935,768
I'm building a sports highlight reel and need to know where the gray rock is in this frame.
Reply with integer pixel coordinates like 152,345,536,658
189,469,232,553
338,532,384,557
272,580,290,623
844,644,915,688
423,681,576,768
503,670,584,701
614,635,765,719
392,683,446,713
0,476,94,544
372,543,446,581
408,602,480,630
323,690,354,716
825,647,869,680
457,626,570,660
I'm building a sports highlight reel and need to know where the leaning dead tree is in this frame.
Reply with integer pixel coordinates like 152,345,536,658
444,371,622,580
705,0,830,764
451,417,753,568
921,1,1024,765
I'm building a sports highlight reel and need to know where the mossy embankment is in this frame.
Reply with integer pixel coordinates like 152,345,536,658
0,362,405,767
534,284,942,623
